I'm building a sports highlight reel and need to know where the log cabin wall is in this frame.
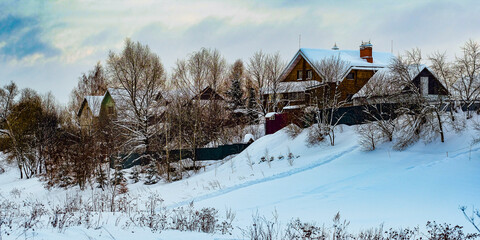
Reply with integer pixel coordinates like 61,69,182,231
283,57,321,82
337,69,376,105
267,54,380,110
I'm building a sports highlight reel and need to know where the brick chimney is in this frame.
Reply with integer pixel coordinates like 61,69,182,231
360,41,373,63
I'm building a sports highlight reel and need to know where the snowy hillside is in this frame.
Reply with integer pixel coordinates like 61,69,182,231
0,119,479,239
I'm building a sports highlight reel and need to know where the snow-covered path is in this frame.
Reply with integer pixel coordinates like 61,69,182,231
168,145,359,208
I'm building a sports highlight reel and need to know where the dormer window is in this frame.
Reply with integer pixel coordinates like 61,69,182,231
306,70,313,80
346,72,354,80
297,70,303,80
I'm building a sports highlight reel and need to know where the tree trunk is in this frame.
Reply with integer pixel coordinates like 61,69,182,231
436,110,445,143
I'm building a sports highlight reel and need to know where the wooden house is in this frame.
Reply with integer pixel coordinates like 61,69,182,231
352,65,448,105
77,96,103,132
263,42,394,112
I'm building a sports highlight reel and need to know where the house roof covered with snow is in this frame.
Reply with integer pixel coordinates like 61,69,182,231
353,65,432,99
77,95,103,117
279,48,395,83
106,88,130,107
85,96,103,117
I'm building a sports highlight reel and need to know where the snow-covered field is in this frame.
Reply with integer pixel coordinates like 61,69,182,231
0,119,479,239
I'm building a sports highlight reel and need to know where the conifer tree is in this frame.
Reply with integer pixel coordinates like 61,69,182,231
129,166,140,183
112,158,126,185
227,59,245,110
144,160,159,185
246,86,257,122
96,166,108,189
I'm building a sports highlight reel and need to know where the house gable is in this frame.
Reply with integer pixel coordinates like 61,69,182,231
194,86,225,100
409,68,448,96
282,54,322,83
337,69,378,102
99,91,117,121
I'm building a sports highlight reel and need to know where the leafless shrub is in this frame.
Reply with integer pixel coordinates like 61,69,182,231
219,208,236,235
393,114,421,150
242,211,280,240
283,218,328,240
246,151,254,171
134,192,167,232
356,123,382,151
170,201,219,233
449,112,467,133
207,180,222,190
356,224,384,240
287,148,295,167
383,227,418,240
460,206,480,233
425,221,479,239
286,124,302,139
307,125,326,146
230,158,236,173
9,188,21,199
332,212,351,240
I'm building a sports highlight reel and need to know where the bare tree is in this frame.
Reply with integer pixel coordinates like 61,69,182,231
390,49,447,148
207,49,227,92
452,39,480,116
429,51,457,121
311,55,351,146
264,52,286,112
247,51,268,116
172,48,228,165
107,38,166,164
69,62,108,117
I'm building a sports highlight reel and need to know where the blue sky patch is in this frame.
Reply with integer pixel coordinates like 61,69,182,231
0,14,60,59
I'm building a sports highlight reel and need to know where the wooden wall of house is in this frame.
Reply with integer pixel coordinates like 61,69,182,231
304,69,376,108
337,69,376,105
99,93,116,124
79,104,95,132
283,57,321,82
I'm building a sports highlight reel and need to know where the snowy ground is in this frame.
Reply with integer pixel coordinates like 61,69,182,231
0,118,479,239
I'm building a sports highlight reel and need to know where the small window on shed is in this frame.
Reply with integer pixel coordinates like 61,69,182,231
346,72,354,80
108,106,114,115
297,70,303,80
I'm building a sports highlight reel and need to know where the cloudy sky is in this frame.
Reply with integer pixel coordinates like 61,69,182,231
1,0,479,104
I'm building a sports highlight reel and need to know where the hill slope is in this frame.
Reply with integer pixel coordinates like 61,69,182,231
0,120,479,239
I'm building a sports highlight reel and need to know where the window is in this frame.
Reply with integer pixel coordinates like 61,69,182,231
420,77,428,96
108,106,114,115
306,70,313,80
346,72,354,80
297,70,303,80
